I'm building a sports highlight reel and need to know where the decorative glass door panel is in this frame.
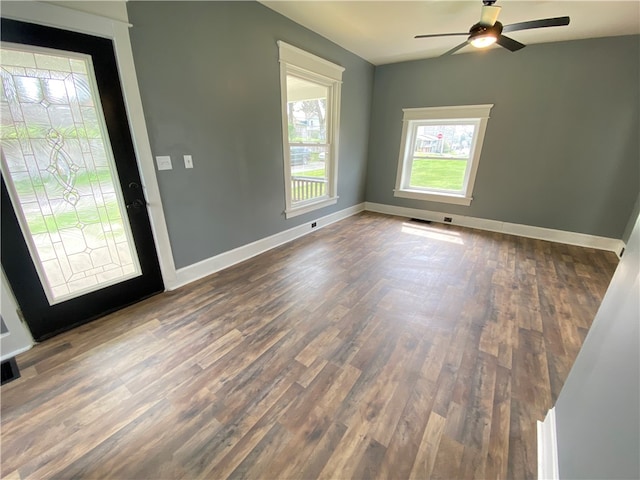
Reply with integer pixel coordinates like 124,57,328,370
1,43,141,305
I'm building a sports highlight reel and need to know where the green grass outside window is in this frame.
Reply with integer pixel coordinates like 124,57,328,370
409,158,467,191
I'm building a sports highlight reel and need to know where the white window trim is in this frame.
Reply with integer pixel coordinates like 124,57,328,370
278,41,344,219
394,104,493,206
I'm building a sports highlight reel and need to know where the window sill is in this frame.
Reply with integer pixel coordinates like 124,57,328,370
285,196,338,219
393,189,472,206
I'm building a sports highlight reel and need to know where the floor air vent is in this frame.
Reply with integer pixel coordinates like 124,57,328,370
1,357,21,385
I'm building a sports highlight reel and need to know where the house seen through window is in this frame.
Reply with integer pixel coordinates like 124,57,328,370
394,105,493,206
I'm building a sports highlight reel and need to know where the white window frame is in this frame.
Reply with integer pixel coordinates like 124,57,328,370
278,41,344,219
394,104,493,206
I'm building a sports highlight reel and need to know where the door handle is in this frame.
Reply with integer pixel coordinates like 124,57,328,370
126,181,146,210
126,198,146,210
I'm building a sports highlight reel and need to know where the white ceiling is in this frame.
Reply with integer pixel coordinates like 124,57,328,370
260,1,640,65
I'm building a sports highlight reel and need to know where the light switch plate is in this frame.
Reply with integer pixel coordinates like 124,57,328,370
156,155,172,171
184,155,193,169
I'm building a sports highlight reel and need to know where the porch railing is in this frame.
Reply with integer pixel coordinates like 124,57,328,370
292,176,327,202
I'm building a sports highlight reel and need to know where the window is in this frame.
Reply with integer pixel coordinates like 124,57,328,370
278,41,344,218
394,104,493,206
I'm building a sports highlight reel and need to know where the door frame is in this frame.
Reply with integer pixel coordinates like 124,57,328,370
1,269,34,360
1,1,177,293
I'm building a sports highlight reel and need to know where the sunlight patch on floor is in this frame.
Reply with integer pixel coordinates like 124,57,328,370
401,222,464,245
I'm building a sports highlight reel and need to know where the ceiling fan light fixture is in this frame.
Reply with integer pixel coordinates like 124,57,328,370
470,34,497,48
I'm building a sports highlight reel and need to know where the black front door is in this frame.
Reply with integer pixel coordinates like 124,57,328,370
1,18,164,341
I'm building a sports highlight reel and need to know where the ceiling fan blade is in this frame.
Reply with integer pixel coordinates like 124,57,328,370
502,16,570,33
496,35,526,52
415,32,468,39
480,5,501,26
441,40,470,57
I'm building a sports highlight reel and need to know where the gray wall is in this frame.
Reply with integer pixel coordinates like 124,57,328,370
366,35,639,239
554,212,639,479
127,1,373,269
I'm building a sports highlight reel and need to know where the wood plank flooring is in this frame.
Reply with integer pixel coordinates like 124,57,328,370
1,212,618,479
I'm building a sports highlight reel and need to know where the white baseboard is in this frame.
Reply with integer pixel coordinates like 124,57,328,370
1,344,33,362
168,203,365,290
537,407,559,480
365,202,625,255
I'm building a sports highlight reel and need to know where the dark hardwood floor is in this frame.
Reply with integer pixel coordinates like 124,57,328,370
1,212,618,479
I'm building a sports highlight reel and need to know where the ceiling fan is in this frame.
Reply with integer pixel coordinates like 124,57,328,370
415,0,570,56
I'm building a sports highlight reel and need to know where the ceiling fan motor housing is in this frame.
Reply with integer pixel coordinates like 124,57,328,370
469,21,503,40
